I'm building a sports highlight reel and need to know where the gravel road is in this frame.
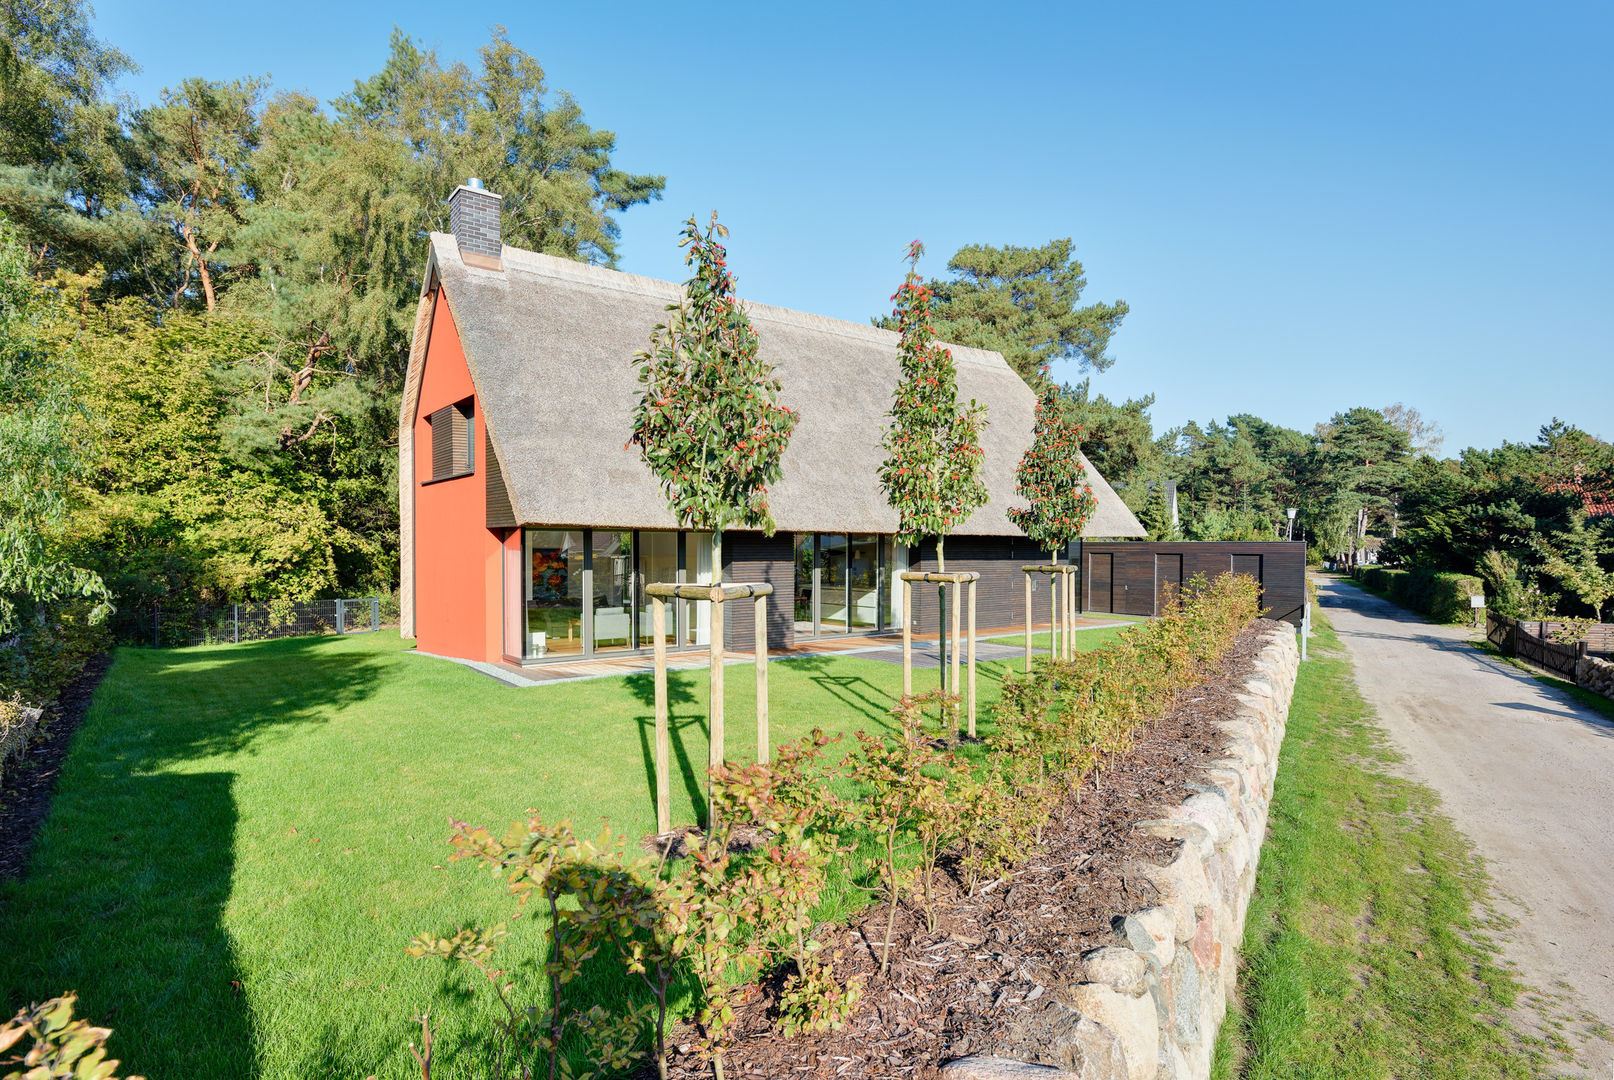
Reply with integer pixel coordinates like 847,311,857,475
1319,576,1613,1075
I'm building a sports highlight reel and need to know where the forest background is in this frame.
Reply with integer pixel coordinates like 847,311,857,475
2,1,1609,702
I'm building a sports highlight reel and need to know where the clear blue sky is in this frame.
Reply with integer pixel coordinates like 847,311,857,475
94,0,1613,454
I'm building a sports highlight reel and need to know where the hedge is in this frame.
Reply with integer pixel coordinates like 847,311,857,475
1354,566,1484,623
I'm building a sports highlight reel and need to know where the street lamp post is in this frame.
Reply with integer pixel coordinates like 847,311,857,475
1285,507,1297,541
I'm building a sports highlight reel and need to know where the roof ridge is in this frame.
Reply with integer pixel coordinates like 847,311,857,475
430,233,1009,368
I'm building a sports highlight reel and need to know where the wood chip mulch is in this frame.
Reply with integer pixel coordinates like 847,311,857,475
0,652,112,885
660,621,1275,1080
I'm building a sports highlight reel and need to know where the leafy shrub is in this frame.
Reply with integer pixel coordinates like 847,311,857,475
1355,566,1484,623
0,599,107,707
417,575,1265,1075
0,992,143,1079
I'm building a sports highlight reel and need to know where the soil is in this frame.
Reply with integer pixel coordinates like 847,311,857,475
0,653,112,884
659,621,1275,1080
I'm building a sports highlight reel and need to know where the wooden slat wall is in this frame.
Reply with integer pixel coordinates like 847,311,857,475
429,399,474,482
485,427,515,527
722,532,796,652
429,404,454,479
908,535,1056,634
1080,541,1308,625
1087,553,1112,612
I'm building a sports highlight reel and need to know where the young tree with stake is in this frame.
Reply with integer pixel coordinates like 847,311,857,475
878,240,989,710
878,240,988,574
1009,382,1097,656
630,212,797,830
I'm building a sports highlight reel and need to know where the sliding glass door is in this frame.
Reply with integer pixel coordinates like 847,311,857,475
793,533,901,640
636,531,678,648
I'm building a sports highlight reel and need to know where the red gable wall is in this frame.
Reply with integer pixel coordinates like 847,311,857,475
412,290,505,662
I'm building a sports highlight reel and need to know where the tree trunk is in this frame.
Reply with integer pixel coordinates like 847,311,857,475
181,221,217,311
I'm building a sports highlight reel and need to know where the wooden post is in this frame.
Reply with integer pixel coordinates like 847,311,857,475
950,579,962,735
1064,570,1075,661
755,593,769,763
902,578,912,697
1023,572,1033,673
708,592,725,829
1050,566,1060,661
653,596,670,834
967,580,977,737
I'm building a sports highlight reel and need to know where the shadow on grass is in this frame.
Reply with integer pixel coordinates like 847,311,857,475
128,635,391,767
624,669,711,827
0,635,391,1077
0,772,257,1078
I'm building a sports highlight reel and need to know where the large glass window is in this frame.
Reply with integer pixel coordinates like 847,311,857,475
592,531,634,652
523,530,584,658
681,532,713,646
794,534,815,634
883,538,908,629
818,534,849,633
849,534,879,629
636,531,679,648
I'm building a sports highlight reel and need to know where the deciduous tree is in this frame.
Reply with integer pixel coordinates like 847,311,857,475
878,241,989,573
629,212,797,577
1008,383,1095,562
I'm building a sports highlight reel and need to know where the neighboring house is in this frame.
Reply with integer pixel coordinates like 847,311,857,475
399,181,1145,666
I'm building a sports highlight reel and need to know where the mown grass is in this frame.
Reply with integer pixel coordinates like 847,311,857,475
1212,608,1552,1079
0,628,1121,1080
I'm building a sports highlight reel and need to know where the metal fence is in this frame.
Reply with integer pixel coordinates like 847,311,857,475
112,597,384,649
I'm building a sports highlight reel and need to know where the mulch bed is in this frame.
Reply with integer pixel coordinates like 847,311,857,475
0,653,112,884
661,621,1276,1079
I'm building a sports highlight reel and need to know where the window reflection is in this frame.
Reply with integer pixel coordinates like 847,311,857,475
523,530,584,657
592,531,633,652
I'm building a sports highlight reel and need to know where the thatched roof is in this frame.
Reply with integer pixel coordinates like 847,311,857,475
419,234,1144,539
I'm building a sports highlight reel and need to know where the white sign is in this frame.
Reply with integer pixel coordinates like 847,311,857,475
1470,594,1485,609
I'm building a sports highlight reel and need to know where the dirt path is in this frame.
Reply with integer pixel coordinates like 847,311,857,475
1319,577,1614,1074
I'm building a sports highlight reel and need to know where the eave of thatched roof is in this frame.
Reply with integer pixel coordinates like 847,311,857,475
416,234,1144,539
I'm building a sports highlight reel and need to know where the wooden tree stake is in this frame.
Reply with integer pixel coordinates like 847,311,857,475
967,580,977,737
708,591,725,828
950,579,962,734
902,577,912,697
653,596,670,834
1024,572,1033,673
755,593,769,763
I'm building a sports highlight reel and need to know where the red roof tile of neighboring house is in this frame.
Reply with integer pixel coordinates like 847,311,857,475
1545,465,1614,517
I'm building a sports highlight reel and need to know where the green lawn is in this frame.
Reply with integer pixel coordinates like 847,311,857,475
0,628,1115,1080
1212,608,1553,1079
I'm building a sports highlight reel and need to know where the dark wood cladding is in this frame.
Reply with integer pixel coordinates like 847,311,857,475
429,404,455,479
485,428,515,528
721,532,795,652
907,535,1062,634
1081,541,1307,625
428,398,475,482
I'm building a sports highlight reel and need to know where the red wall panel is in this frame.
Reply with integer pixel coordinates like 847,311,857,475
412,291,503,661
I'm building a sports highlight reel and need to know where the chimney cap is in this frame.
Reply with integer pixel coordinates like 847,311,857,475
467,177,483,190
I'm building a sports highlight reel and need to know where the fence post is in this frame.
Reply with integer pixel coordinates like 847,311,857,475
372,597,379,632
234,604,240,644
337,599,346,635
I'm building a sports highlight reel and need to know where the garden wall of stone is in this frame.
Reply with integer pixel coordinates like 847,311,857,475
944,623,1302,1080
1573,655,1614,701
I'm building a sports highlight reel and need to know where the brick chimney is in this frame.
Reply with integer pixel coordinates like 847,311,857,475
448,178,503,267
